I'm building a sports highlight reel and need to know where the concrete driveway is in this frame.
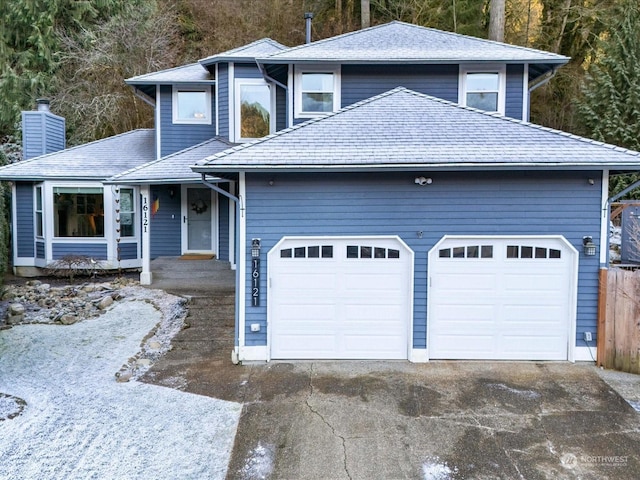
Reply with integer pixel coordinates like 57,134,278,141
146,358,640,480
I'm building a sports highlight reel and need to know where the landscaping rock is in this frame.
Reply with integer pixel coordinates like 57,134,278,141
59,314,79,325
97,296,114,310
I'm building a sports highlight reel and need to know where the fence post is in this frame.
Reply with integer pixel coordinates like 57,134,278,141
597,267,607,366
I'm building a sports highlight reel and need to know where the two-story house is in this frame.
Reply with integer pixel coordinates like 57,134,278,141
2,21,639,364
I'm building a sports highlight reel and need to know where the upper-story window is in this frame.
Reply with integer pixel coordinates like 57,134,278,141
172,85,212,124
459,65,506,115
235,79,274,141
294,65,341,118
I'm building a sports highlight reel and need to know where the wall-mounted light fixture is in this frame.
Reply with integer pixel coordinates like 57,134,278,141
583,236,596,256
415,176,432,186
588,178,595,185
268,179,275,186
168,187,175,199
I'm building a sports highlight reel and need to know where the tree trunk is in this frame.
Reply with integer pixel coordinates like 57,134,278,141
361,0,370,29
488,0,506,42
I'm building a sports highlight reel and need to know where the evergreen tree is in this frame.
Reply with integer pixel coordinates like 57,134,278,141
577,1,640,196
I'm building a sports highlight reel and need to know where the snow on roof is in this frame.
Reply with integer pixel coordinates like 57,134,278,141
0,130,156,181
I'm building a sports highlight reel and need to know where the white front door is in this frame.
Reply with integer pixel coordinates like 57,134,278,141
428,236,578,360
182,186,217,254
268,236,414,360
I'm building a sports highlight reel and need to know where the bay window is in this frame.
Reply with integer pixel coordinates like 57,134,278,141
53,187,104,237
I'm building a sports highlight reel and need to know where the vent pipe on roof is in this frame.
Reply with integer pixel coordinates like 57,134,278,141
304,12,313,44
36,98,50,112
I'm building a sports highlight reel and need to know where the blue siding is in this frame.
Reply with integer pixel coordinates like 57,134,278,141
218,189,229,261
118,242,138,260
159,85,216,156
243,171,602,349
36,241,45,259
52,243,107,260
150,185,182,257
506,64,524,120
276,85,286,131
341,64,459,107
218,64,229,139
15,183,35,257
21,111,65,159
234,63,263,78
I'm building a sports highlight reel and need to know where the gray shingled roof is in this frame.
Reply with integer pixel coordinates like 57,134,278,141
126,63,213,85
199,38,288,66
193,88,640,173
259,21,569,65
107,137,234,184
0,130,156,181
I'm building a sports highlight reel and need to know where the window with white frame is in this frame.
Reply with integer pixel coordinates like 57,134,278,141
235,79,273,141
119,188,135,237
459,66,505,114
35,185,43,237
172,86,212,124
53,187,104,237
295,66,340,117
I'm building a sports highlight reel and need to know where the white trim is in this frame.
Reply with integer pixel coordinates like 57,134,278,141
180,185,218,255
214,64,219,137
287,64,293,127
238,172,247,352
459,64,506,115
228,180,236,269
522,63,529,121
574,346,597,362
228,63,235,141
140,185,152,285
155,86,161,159
49,181,108,240
171,85,212,125
267,235,414,361
233,78,275,142
293,65,341,119
600,169,609,265
410,349,428,363
239,345,268,362
427,234,579,362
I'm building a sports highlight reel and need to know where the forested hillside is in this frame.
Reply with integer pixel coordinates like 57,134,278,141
0,0,637,156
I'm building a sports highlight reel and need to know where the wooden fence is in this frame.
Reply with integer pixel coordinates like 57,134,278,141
601,268,640,373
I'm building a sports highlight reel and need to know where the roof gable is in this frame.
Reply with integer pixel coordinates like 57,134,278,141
194,87,640,172
259,21,569,65
125,63,213,85
199,38,288,66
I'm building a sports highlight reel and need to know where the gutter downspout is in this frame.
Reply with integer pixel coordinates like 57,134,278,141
201,174,243,364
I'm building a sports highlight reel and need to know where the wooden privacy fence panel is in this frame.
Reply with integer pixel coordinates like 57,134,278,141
604,268,640,373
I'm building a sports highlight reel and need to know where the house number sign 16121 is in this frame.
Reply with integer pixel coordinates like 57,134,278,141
251,258,260,306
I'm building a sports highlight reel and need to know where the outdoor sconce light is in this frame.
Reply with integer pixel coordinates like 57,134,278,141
583,236,596,256
251,238,262,258
414,176,432,186
168,187,175,199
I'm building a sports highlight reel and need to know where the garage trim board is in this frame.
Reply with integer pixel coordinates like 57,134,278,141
267,236,415,360
427,235,579,362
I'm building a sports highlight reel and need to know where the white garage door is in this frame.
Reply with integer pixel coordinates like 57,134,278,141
428,236,577,360
268,237,413,360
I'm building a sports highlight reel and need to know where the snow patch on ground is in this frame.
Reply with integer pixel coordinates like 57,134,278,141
239,442,275,480
422,457,458,480
0,298,242,479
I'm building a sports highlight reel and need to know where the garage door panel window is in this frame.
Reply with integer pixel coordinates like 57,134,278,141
507,245,562,259
280,245,334,259
438,245,493,259
347,245,400,259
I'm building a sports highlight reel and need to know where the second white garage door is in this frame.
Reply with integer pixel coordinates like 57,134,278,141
268,236,414,360
428,236,578,360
